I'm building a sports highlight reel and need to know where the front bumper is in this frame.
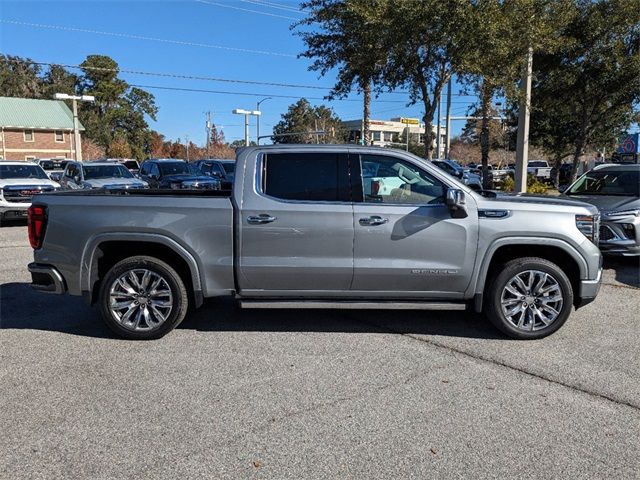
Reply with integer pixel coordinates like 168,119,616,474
28,263,67,294
0,203,29,219
577,267,602,308
599,216,640,256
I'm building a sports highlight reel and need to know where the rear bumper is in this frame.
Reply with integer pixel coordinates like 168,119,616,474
0,203,29,218
576,267,602,308
28,263,67,294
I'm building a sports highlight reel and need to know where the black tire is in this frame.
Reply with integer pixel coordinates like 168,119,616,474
98,255,189,340
485,257,574,340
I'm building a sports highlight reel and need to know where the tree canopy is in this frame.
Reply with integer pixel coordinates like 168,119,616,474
272,98,346,144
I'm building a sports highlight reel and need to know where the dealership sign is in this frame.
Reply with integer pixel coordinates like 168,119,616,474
616,133,639,154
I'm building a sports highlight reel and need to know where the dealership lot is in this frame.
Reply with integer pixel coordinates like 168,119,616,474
1,224,639,479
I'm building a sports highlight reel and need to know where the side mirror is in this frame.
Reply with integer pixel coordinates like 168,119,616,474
50,173,61,182
73,175,81,183
446,188,467,218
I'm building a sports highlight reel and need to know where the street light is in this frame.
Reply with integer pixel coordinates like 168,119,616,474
54,93,95,162
232,109,261,146
256,97,272,145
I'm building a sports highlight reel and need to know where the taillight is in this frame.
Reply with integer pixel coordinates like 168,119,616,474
28,205,47,249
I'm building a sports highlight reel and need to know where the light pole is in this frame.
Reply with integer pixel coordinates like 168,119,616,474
233,109,261,146
54,93,95,161
256,97,271,145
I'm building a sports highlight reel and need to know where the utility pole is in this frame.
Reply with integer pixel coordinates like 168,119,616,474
444,79,452,159
515,47,533,193
205,111,211,158
436,94,442,159
54,93,94,162
185,134,190,161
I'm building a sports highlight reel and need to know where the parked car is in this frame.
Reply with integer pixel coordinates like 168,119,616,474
528,160,553,183
59,161,148,190
111,158,141,176
0,161,59,225
28,145,602,341
139,159,221,190
194,159,235,190
564,163,640,256
35,158,71,181
432,160,482,191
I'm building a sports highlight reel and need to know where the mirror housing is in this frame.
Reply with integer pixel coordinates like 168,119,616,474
49,172,61,182
446,188,468,218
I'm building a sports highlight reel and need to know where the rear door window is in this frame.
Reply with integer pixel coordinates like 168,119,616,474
262,152,350,202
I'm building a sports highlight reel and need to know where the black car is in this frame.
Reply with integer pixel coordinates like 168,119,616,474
194,159,236,190
139,159,221,190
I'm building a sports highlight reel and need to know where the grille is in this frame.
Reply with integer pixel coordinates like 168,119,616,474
599,225,615,241
2,185,55,203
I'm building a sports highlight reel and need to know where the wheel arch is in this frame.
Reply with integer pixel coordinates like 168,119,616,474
471,238,587,312
81,233,204,308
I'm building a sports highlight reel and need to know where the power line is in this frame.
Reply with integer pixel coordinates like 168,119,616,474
0,19,297,58
195,0,299,20
130,83,409,103
240,0,305,14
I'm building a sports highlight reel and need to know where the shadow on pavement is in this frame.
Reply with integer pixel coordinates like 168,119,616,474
1,282,505,340
603,256,640,288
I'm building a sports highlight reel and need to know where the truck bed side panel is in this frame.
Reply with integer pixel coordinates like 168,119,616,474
33,193,234,297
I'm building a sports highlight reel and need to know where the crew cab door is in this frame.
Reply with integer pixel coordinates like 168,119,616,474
350,152,479,297
237,151,354,294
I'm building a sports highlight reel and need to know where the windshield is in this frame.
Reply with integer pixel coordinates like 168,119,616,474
83,165,134,180
529,161,548,167
221,162,236,175
0,164,49,180
567,170,639,197
158,162,195,176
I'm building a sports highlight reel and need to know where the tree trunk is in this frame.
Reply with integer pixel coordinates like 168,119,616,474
570,137,586,184
362,80,371,146
479,85,492,190
552,154,563,188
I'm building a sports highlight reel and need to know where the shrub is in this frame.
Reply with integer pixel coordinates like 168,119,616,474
499,174,548,194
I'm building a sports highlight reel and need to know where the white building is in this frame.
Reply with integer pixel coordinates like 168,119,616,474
342,117,446,157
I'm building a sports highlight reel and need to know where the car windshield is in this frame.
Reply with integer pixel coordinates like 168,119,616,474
0,164,49,180
566,170,639,197
529,161,548,167
158,162,194,176
221,162,236,175
83,165,134,179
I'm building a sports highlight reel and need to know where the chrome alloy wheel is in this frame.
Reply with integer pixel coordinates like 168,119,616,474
500,270,564,332
108,269,173,331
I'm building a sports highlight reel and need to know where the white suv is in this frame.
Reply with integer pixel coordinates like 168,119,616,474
0,162,60,225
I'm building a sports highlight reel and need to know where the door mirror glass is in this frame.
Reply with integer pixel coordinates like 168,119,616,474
446,188,467,218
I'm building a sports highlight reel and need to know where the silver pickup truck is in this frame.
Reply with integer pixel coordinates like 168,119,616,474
27,145,603,340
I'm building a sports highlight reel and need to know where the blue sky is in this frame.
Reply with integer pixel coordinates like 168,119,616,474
0,0,478,145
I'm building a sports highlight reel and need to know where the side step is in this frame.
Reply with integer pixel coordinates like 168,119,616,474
239,300,467,311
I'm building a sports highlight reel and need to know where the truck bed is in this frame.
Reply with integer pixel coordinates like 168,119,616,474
32,189,235,299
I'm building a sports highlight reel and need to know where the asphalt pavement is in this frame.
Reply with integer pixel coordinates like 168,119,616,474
1,223,639,479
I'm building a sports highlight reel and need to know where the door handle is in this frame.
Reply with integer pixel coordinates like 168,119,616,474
359,215,389,226
247,214,277,224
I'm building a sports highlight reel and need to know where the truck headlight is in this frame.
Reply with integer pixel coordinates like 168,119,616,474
576,214,600,244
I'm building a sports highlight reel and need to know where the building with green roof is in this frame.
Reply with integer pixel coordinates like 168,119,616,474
0,96,85,161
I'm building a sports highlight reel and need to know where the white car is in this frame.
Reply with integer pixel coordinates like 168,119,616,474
0,162,60,225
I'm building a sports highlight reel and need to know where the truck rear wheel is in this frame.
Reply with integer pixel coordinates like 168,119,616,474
485,257,574,339
98,255,189,340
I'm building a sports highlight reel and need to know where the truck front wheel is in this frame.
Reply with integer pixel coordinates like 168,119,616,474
98,255,189,340
485,257,574,339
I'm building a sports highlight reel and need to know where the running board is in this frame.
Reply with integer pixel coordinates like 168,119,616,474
239,300,467,311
